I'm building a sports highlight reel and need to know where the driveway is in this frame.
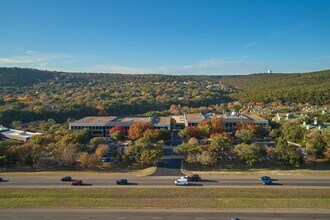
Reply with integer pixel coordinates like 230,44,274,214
150,146,184,176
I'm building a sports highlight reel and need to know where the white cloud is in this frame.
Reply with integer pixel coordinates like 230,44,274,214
24,50,37,54
0,51,73,69
243,41,257,48
85,58,269,75
0,58,33,64
269,30,284,39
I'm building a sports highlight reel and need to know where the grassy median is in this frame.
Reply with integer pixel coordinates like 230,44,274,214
0,188,329,209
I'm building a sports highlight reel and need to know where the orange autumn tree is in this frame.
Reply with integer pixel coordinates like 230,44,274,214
197,117,225,138
128,122,154,140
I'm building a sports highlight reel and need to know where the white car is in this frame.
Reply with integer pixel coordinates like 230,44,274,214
175,178,188,186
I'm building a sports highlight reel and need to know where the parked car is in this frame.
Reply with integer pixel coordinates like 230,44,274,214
175,178,188,186
185,174,201,181
102,157,111,162
259,176,271,181
116,179,128,185
262,179,273,185
61,176,72,181
71,180,83,186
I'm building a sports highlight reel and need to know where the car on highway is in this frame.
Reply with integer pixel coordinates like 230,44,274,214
0,177,3,182
61,176,72,181
185,174,201,181
116,179,128,185
262,179,273,185
175,178,188,186
71,180,83,186
259,176,271,181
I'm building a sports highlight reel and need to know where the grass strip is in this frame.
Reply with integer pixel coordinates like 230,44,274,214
0,188,329,209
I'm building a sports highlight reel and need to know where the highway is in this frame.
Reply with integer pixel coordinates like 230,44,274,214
1,175,330,188
0,208,330,220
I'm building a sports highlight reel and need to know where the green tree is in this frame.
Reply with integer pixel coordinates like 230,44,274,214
275,137,303,167
173,138,199,156
233,143,264,166
139,149,163,164
197,120,212,138
178,126,199,140
269,129,280,138
210,134,231,156
281,122,305,144
89,137,105,153
235,129,255,144
304,131,327,159
111,130,124,141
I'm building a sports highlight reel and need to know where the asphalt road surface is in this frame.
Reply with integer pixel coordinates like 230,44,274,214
1,175,330,188
150,146,183,176
1,209,329,220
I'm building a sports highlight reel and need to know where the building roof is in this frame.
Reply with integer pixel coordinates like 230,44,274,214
302,122,330,133
171,115,186,124
70,116,117,126
107,116,153,127
244,114,268,122
153,117,171,126
113,116,152,123
0,126,42,141
185,113,205,123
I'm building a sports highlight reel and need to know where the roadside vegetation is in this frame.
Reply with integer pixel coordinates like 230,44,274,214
0,188,329,209
0,119,170,171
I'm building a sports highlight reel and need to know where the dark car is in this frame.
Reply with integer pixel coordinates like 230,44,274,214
0,177,3,182
102,157,111,162
116,179,128,185
262,179,273,185
61,176,72,181
186,174,201,181
71,180,83,186
259,176,271,181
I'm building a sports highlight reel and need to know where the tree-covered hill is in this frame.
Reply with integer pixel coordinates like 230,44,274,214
0,67,55,86
221,70,330,105
0,67,232,125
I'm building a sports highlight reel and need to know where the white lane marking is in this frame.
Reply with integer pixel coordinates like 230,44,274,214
79,217,89,219
153,217,162,220
44,217,54,219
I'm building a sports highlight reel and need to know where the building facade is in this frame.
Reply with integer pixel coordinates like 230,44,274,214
69,113,268,137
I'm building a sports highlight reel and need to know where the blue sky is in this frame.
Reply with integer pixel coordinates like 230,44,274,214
0,0,330,74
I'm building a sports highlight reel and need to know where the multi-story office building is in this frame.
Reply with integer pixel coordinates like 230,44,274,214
69,113,268,137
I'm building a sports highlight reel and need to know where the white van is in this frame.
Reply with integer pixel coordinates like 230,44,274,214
175,178,188,186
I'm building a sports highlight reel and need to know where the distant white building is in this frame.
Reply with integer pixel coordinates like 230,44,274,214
0,125,42,142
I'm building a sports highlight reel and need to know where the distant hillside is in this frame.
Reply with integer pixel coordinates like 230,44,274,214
0,67,55,86
0,67,233,124
221,70,330,105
